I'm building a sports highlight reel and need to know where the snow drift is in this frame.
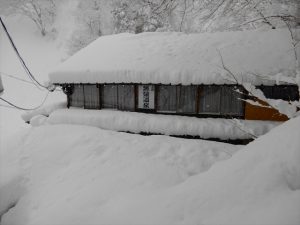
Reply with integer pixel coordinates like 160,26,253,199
21,101,67,123
0,125,238,224
1,116,300,224
47,108,280,140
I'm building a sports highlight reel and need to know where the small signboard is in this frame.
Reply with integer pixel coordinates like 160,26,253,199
138,85,155,109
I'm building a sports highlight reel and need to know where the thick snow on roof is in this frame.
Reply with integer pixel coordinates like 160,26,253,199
49,29,298,85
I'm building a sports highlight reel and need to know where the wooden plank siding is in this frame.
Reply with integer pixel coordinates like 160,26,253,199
244,100,288,121
244,85,299,121
61,83,299,121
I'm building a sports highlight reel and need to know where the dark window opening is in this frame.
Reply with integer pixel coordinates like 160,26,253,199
118,85,135,111
177,86,197,113
157,85,177,112
258,85,299,101
221,86,244,116
84,85,100,109
70,84,84,108
102,85,118,109
199,86,221,114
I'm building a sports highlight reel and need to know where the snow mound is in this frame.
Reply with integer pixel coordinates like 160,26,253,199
21,101,67,123
47,108,280,140
0,125,239,224
29,115,48,127
49,29,298,85
1,113,300,225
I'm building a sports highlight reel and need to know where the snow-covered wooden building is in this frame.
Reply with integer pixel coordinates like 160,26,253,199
49,29,299,121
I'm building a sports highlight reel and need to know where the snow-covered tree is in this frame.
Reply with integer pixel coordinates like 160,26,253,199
162,0,299,32
0,0,57,36
67,0,103,55
111,0,176,34
78,0,103,37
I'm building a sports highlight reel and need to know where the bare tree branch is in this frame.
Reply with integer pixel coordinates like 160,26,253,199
217,49,239,84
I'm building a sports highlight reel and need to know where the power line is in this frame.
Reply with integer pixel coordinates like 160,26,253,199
0,16,59,110
0,16,50,90
0,71,62,91
0,91,50,111
0,71,41,87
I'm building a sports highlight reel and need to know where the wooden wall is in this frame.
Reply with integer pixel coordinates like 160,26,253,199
63,83,297,122
244,100,288,121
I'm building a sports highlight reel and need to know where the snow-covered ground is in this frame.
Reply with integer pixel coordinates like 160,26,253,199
0,110,299,225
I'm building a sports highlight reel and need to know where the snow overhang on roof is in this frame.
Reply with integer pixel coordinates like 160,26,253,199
49,29,298,85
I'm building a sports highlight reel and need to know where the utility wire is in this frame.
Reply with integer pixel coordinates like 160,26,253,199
0,16,62,110
0,71,39,86
0,16,50,90
0,16,59,110
0,71,62,91
0,91,50,111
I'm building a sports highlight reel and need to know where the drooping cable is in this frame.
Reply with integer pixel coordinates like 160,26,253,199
0,16,50,90
0,71,39,86
0,16,59,110
0,91,50,111
0,71,62,92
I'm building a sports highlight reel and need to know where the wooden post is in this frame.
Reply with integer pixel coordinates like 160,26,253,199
134,84,138,111
154,84,158,112
196,85,201,114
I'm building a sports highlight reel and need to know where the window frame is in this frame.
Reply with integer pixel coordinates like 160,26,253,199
198,85,222,115
69,84,84,108
83,84,101,109
176,85,198,114
220,85,244,116
66,83,246,118
117,84,136,111
157,85,178,113
101,84,119,109
257,85,299,101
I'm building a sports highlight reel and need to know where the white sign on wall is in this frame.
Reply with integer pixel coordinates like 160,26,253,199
138,85,155,109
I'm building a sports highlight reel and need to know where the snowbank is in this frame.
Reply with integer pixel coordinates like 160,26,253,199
0,125,239,224
0,130,28,219
49,29,298,85
47,108,280,140
89,114,300,225
1,110,300,225
21,100,67,123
